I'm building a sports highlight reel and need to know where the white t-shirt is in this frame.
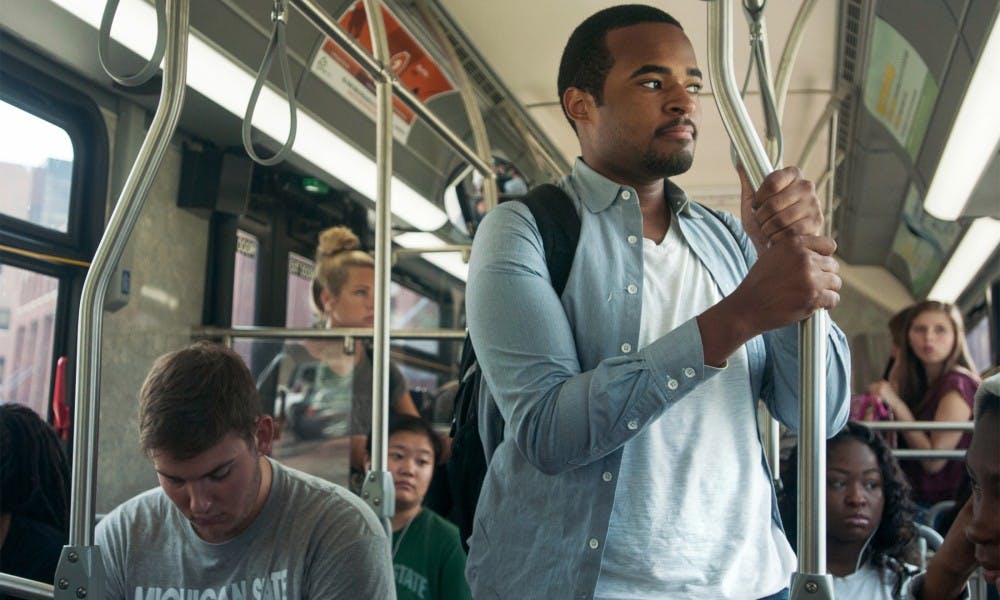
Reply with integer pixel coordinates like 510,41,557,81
595,222,796,599
835,561,917,599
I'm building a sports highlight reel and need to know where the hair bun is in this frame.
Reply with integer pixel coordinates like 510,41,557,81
317,226,360,258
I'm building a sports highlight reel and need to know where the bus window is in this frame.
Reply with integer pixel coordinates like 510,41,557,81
286,252,316,328
0,100,74,233
0,265,59,417
967,315,991,374
390,282,440,355
232,229,259,364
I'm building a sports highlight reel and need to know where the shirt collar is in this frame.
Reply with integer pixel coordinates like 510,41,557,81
567,157,697,217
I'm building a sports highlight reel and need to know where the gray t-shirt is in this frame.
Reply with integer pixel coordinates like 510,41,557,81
96,458,395,599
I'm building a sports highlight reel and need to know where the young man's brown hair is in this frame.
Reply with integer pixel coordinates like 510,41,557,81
139,342,260,460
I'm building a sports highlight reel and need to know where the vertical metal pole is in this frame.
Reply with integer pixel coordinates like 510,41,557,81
358,0,395,536
64,0,188,596
704,2,831,598
759,405,781,486
793,311,830,599
824,111,839,237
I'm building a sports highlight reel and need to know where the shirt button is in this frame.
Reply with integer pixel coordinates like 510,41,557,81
626,284,638,294
588,538,600,549
620,342,632,353
684,367,696,378
621,190,631,200
667,378,679,390
627,235,638,244
627,420,638,430
602,471,613,482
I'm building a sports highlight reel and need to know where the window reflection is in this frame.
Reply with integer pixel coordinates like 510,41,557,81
0,100,74,233
286,252,316,328
232,230,259,366
0,264,59,417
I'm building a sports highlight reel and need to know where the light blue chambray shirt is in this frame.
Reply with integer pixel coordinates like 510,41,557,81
464,159,850,599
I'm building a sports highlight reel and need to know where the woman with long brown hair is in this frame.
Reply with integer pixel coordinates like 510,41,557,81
867,300,979,507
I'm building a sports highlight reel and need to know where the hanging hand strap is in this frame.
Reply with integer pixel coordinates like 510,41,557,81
242,0,298,166
735,0,784,167
99,0,167,86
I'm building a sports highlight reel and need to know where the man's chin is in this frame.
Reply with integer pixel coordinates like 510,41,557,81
641,150,694,179
191,520,234,543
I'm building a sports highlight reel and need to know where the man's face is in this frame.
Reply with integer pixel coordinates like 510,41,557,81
582,22,702,184
966,410,1000,587
153,428,268,543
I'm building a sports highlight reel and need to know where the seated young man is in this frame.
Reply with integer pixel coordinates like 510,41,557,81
908,371,1000,599
96,343,394,599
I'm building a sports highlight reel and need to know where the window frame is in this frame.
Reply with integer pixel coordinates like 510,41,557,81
0,53,107,261
0,47,109,429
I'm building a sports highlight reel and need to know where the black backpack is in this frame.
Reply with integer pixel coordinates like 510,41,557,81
446,184,581,550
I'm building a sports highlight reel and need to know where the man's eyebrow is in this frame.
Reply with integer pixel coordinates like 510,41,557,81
628,65,703,80
157,458,236,482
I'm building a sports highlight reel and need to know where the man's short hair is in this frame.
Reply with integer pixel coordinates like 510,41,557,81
139,343,260,460
557,4,682,131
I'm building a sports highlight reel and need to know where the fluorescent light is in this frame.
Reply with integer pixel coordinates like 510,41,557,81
394,232,469,281
420,254,469,281
395,232,448,247
50,0,448,231
927,217,1000,302
923,18,1000,221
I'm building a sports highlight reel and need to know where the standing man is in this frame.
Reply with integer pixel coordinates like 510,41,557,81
465,5,850,599
96,343,395,599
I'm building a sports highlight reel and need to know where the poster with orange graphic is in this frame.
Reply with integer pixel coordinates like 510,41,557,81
310,0,454,143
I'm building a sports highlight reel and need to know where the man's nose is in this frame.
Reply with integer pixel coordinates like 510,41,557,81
966,501,999,545
188,482,213,514
664,82,697,116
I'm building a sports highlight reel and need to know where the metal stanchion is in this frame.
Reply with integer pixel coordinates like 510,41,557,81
65,0,189,597
705,2,832,598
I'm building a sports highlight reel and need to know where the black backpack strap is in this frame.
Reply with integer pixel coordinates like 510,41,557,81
515,183,581,296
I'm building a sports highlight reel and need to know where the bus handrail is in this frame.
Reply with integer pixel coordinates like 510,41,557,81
73,0,188,548
706,2,832,598
893,449,966,460
60,2,189,598
357,0,396,536
287,0,494,179
0,573,53,600
413,0,499,212
864,421,974,432
193,326,468,340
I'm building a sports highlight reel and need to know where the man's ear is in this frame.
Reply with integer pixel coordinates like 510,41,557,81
563,87,595,129
254,415,275,456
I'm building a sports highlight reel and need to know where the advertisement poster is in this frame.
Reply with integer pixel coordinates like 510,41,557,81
863,17,938,159
310,1,454,143
889,185,962,297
